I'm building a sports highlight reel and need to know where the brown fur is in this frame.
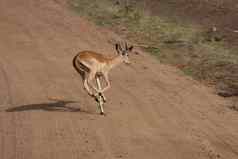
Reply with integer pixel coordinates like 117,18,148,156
76,51,113,63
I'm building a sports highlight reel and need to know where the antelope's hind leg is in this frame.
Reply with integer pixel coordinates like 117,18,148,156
87,71,101,96
83,78,94,96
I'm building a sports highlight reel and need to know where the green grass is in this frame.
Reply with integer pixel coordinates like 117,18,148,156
71,0,197,43
144,46,161,58
71,0,238,96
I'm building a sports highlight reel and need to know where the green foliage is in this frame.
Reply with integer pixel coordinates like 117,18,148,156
144,47,161,57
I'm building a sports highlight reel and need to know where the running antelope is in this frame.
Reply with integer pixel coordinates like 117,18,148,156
73,42,133,100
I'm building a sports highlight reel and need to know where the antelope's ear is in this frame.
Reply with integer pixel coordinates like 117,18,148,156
128,46,134,51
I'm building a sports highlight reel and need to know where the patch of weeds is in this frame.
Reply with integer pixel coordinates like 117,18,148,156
71,0,117,26
182,67,195,76
144,46,161,57
71,0,198,45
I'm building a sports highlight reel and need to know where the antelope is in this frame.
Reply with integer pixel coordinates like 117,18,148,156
73,42,134,101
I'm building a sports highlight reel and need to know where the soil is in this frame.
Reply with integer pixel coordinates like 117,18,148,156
0,0,238,159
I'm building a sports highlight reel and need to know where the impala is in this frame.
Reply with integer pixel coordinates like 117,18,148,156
73,42,133,100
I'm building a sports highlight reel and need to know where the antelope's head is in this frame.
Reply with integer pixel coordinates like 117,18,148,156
115,42,134,64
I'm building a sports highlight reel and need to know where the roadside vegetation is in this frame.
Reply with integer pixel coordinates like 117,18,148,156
71,0,238,98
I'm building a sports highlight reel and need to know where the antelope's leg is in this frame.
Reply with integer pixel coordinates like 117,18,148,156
87,71,100,93
96,77,104,114
95,77,107,102
101,73,111,93
83,78,93,96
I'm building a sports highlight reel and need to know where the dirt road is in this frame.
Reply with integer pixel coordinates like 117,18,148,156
0,0,237,159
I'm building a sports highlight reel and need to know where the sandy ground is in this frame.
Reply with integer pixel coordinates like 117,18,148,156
0,0,238,159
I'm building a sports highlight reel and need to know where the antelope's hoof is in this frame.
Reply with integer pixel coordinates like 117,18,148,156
98,92,106,99
101,94,107,103
93,93,100,102
94,96,100,102
94,93,106,103
88,92,94,97
100,112,106,116
93,95,98,99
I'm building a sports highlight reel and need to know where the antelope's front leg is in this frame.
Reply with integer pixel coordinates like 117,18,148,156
101,73,111,93
95,77,107,103
97,92,106,103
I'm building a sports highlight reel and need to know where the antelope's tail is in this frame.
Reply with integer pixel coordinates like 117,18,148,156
72,54,81,74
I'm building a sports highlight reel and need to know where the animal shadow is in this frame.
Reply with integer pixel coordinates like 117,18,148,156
5,99,89,113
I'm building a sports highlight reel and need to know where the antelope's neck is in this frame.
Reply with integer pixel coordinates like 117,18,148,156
107,55,123,70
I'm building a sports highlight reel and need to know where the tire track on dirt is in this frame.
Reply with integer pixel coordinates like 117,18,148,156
96,128,114,159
